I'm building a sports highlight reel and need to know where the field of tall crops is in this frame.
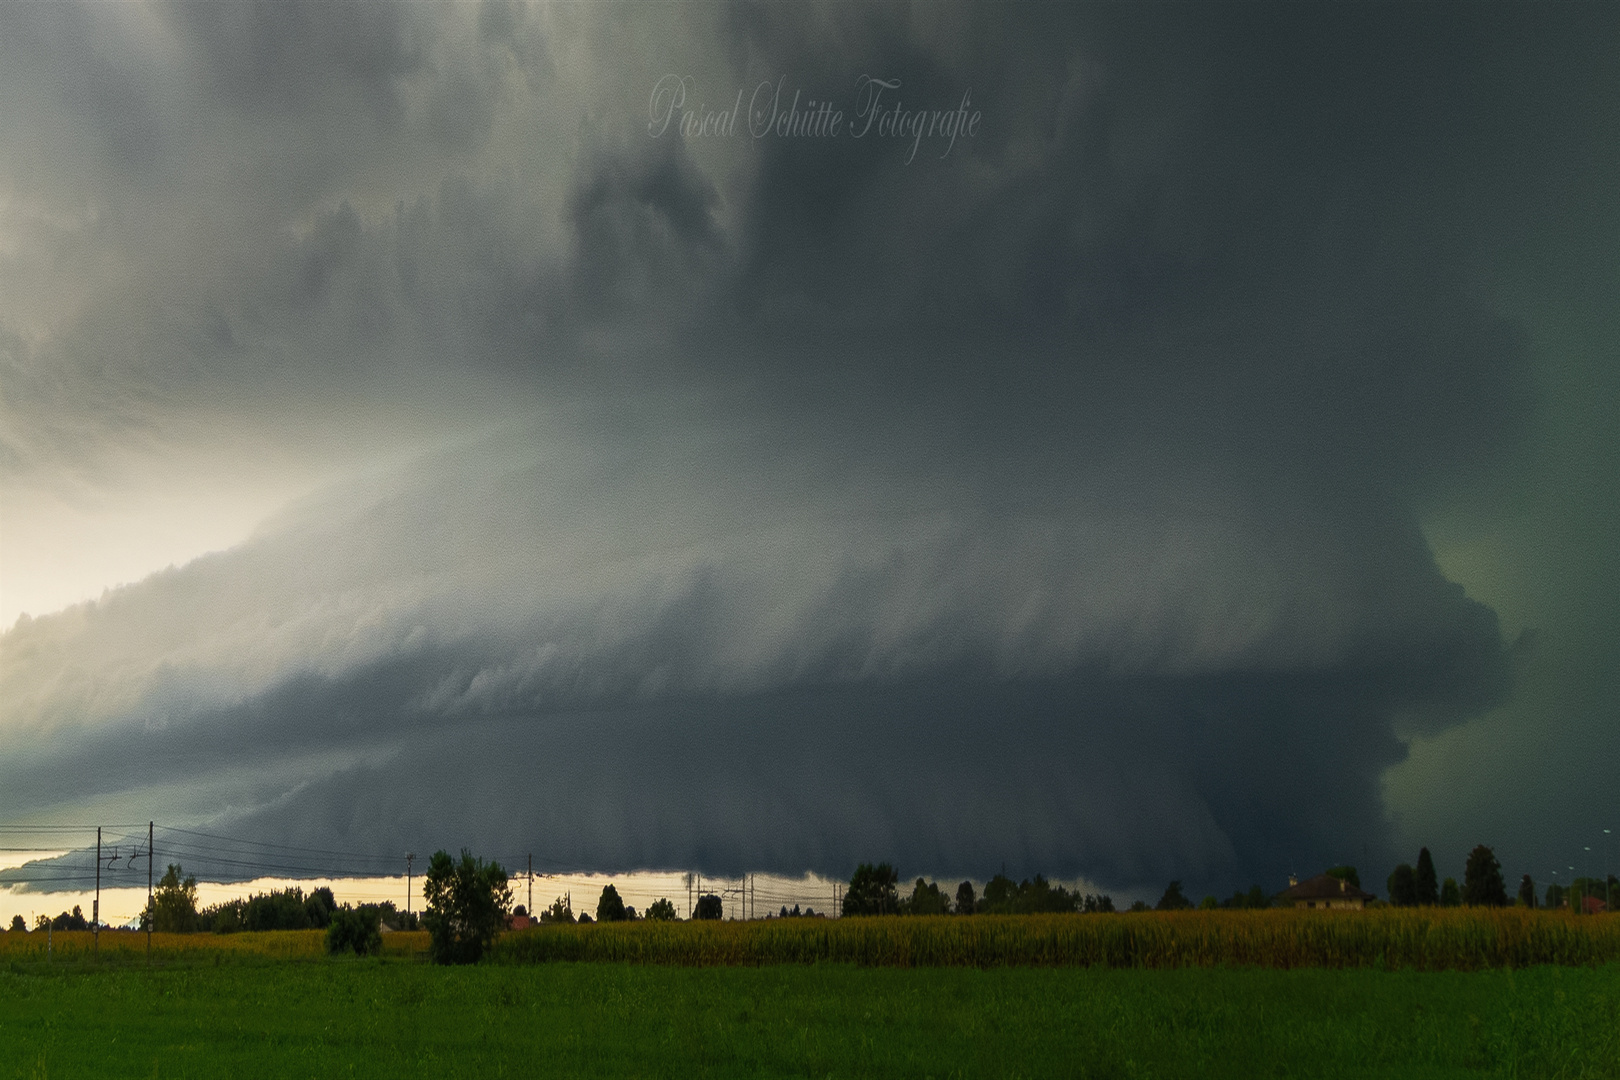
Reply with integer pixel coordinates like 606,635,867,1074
4,912,1616,970
0,928,430,963
491,910,1620,971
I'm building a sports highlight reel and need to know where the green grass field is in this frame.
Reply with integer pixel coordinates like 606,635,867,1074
3,959,1617,1079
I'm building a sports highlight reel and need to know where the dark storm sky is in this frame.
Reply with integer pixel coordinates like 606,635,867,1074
2,2,1616,895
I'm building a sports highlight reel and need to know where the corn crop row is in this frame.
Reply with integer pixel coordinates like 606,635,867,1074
0,929,430,962
489,910,1620,970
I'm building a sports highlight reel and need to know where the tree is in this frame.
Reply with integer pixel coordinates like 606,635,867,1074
955,881,977,915
693,894,723,920
1156,881,1192,911
1246,885,1267,909
1415,848,1439,906
901,878,951,915
1463,845,1508,907
843,863,900,916
145,864,200,933
1546,882,1566,909
1387,864,1417,907
1198,895,1219,910
540,894,574,924
51,906,90,931
421,848,511,965
1517,874,1537,908
1440,877,1461,907
8,914,25,932
305,886,337,929
596,884,628,922
645,898,677,921
326,905,383,956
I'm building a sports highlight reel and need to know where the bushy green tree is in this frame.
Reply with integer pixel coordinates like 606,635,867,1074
1546,882,1566,909
8,914,25,932
1440,877,1461,907
1415,848,1439,906
326,905,383,956
422,848,511,965
540,894,574,924
1463,845,1508,907
1387,864,1417,907
644,898,677,921
145,864,200,933
693,894,723,920
596,884,629,922
1246,885,1267,909
843,863,900,916
305,886,337,928
1517,874,1537,908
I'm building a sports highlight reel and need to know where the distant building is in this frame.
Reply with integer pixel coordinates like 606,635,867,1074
507,913,533,930
1280,874,1375,910
1581,895,1607,915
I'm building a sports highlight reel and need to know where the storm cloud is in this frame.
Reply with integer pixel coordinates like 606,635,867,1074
4,2,1612,896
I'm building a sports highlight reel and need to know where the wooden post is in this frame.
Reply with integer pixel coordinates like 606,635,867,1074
146,821,153,964
94,826,101,958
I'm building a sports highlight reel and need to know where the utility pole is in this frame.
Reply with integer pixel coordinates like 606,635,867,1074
406,852,416,919
528,854,533,917
146,821,153,964
94,826,101,959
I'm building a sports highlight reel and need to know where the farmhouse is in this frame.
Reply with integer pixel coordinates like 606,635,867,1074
1279,874,1375,910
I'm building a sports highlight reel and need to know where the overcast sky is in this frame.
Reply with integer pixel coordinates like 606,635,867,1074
2,1,1616,898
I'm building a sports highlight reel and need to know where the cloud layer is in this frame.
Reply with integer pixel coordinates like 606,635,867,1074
7,1,1603,893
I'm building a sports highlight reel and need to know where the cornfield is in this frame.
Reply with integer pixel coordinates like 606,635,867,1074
0,928,430,963
5,913,1615,970
490,910,1620,971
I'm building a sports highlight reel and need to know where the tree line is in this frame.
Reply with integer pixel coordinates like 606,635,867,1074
1386,844,1616,911
841,863,1117,916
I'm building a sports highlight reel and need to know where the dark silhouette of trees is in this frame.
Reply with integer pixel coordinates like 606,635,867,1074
1518,874,1537,908
955,881,976,914
1156,881,1192,911
1440,877,1461,907
901,878,951,915
1463,845,1508,907
1387,864,1417,907
843,863,900,916
645,898,677,921
540,894,574,923
422,848,511,964
49,906,90,931
693,894,723,920
596,884,629,922
1415,848,1439,906
8,914,25,932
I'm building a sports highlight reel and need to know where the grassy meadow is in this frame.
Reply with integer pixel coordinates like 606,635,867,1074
3,914,1618,1078
1,959,1617,1079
